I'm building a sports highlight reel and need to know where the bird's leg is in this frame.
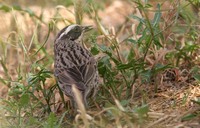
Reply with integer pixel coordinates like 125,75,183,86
83,93,88,109
71,98,77,109
70,97,78,116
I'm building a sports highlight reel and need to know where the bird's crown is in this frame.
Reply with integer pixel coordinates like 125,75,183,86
56,24,92,41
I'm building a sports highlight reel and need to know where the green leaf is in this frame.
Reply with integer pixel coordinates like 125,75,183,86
137,30,147,46
0,4,11,12
91,46,99,55
140,69,151,83
191,99,200,105
127,48,135,62
153,64,171,74
117,62,134,70
153,36,163,47
181,113,197,121
190,66,200,74
44,113,58,128
134,104,149,116
120,100,129,106
145,4,152,8
152,4,161,27
27,74,38,85
136,22,144,35
127,38,137,44
193,74,200,81
145,35,151,45
98,56,112,76
131,15,145,24
24,8,35,16
19,93,30,107
13,5,22,11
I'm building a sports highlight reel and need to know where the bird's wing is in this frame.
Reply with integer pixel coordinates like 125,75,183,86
79,57,97,85
55,57,97,90
55,65,85,91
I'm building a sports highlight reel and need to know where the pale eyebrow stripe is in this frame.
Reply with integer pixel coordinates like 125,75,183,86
58,24,77,40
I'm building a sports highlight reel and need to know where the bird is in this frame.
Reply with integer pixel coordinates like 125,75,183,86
54,24,99,110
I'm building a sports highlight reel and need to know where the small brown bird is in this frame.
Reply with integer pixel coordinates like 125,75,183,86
54,24,99,109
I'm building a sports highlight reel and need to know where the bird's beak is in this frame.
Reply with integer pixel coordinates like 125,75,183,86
82,25,93,32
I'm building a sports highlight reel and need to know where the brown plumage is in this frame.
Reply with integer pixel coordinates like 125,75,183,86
54,24,99,109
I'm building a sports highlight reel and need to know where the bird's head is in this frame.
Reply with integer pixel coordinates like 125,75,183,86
56,24,93,43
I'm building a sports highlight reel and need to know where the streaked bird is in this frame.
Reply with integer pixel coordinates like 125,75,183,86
54,24,99,109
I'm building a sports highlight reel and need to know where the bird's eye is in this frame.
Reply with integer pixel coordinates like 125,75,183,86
74,27,80,32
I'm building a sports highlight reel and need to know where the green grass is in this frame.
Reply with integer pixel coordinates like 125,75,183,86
0,0,200,127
